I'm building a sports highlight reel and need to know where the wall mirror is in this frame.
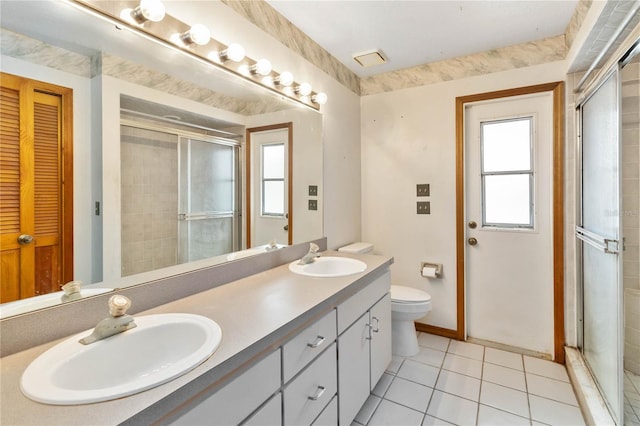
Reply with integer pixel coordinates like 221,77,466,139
0,0,323,318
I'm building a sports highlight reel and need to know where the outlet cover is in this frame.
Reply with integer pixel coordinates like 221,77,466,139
416,184,430,197
417,201,430,214
309,185,318,196
308,199,318,210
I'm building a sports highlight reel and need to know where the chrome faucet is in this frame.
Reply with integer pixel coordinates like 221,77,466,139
298,243,320,265
79,295,137,345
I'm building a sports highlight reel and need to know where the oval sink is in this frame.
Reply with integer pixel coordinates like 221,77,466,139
289,256,367,277
21,313,222,405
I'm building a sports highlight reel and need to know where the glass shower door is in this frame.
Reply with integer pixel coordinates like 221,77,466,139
178,137,239,263
577,70,623,423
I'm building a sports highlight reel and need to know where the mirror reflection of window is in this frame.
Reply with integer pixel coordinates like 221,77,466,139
261,143,285,216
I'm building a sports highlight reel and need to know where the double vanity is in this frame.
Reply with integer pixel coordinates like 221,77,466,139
0,242,393,425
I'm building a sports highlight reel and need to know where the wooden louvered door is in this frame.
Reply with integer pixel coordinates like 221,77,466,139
0,73,73,303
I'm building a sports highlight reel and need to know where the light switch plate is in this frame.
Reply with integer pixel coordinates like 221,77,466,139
308,199,318,210
417,201,430,214
417,184,430,197
309,185,318,196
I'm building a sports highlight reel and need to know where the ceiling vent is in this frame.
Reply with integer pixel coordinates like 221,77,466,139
353,49,387,68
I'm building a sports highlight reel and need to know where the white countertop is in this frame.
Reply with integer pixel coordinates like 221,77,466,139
0,252,393,426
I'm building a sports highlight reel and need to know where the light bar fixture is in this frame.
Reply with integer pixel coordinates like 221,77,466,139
250,58,272,76
218,43,245,63
72,0,327,109
274,71,294,87
180,24,210,46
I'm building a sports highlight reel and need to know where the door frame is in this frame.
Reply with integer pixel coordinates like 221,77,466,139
245,122,293,247
455,82,565,362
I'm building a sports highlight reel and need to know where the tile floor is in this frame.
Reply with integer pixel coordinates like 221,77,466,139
353,332,586,426
626,370,640,426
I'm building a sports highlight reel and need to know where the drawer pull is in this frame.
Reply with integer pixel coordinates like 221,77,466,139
308,386,326,401
307,335,326,348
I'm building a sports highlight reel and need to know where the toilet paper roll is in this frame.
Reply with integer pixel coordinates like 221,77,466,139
421,266,437,278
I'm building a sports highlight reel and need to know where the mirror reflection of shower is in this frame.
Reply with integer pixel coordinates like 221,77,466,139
119,97,242,277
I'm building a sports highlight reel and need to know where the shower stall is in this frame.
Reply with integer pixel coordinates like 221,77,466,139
576,41,639,425
120,119,241,277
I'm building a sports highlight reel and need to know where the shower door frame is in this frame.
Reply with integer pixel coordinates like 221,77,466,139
177,134,242,263
575,66,624,426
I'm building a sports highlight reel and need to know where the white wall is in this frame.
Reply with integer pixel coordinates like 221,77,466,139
361,61,567,330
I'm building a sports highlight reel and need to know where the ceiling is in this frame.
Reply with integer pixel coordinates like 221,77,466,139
265,0,579,78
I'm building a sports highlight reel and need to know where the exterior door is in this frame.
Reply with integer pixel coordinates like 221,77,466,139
464,92,555,356
246,124,292,247
0,73,73,303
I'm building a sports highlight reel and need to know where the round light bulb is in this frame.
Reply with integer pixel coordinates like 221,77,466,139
251,59,272,76
184,24,210,46
276,71,294,87
297,82,312,96
139,0,165,22
222,43,245,62
312,92,328,105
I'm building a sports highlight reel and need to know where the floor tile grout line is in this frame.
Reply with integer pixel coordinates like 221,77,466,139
522,352,534,424
475,346,486,425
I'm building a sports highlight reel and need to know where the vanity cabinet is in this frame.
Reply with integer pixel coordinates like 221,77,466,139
282,310,337,382
161,270,390,426
283,341,337,425
170,349,281,426
242,393,282,426
281,309,337,425
337,272,392,426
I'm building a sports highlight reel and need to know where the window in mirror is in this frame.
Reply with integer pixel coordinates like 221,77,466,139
480,117,534,228
261,143,285,216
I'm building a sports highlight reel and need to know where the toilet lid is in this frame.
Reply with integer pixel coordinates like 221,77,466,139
390,285,431,303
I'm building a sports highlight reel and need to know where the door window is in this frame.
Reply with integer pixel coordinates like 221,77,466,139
480,117,534,228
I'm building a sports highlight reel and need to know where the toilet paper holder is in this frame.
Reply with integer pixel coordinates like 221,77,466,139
420,262,443,278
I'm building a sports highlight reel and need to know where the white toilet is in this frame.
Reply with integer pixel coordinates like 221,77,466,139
390,285,432,356
338,243,433,357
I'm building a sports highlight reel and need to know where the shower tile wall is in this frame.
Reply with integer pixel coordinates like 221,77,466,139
121,127,178,276
623,60,640,375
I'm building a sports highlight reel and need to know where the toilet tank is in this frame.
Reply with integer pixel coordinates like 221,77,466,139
338,242,373,254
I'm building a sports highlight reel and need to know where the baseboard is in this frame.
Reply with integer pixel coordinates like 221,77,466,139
415,323,459,340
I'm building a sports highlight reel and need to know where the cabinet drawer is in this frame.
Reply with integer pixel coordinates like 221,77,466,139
337,270,390,334
311,395,337,426
171,349,281,426
283,309,337,382
242,392,282,426
284,342,337,426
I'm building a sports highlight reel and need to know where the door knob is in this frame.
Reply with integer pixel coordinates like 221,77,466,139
468,237,478,246
468,221,477,229
18,234,34,245
283,224,289,231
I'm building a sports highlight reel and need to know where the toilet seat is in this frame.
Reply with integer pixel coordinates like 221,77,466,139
390,285,431,304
